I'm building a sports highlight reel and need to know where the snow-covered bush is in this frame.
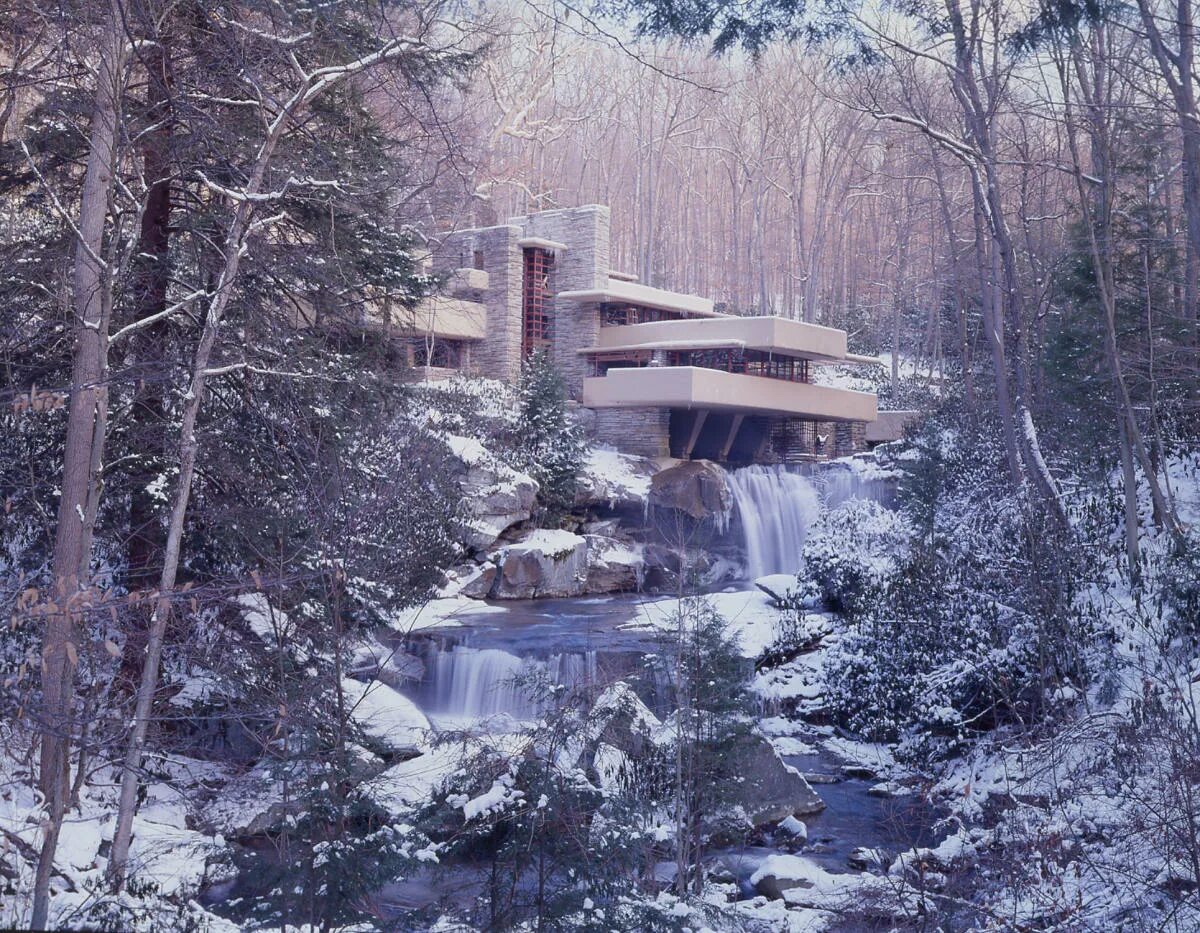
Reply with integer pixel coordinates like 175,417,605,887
823,407,1112,757
802,498,913,616
1161,533,1200,638
515,350,585,517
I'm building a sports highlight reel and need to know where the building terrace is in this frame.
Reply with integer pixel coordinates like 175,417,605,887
417,204,897,462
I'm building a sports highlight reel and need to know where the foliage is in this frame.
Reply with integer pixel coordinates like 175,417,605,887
822,408,1113,758
802,498,913,617
515,350,586,517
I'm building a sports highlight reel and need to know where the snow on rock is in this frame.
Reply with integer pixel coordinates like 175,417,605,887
575,446,658,509
342,678,431,755
459,770,524,821
752,638,829,709
388,594,507,632
444,433,539,550
778,815,808,841
365,735,530,814
583,534,644,594
490,528,589,599
438,561,498,598
627,588,784,659
237,592,293,644
751,853,933,919
750,854,854,899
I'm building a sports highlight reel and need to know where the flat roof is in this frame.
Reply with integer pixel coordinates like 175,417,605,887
577,338,746,355
591,315,850,361
517,236,568,251
557,278,719,318
583,366,877,422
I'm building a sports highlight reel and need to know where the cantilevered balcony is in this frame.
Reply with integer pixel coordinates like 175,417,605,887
582,366,877,423
363,295,488,341
586,315,856,361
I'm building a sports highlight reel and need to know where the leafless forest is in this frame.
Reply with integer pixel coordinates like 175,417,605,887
2,0,1200,929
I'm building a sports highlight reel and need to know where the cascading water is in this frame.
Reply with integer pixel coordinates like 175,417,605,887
726,465,822,580
422,645,596,725
813,466,893,510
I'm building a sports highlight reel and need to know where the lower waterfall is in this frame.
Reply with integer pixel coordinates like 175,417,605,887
425,646,595,723
726,464,822,580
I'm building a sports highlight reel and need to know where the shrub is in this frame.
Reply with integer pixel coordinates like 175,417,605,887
516,350,586,517
802,498,913,616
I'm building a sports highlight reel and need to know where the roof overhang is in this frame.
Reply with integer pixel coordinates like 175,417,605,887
364,296,487,341
591,315,850,361
577,338,746,355
583,366,877,422
557,278,719,317
517,236,568,252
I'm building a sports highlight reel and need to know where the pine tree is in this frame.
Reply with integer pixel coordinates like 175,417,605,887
515,349,585,517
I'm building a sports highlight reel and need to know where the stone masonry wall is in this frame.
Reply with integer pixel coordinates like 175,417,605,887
437,225,523,383
834,420,867,458
511,205,611,400
593,407,670,459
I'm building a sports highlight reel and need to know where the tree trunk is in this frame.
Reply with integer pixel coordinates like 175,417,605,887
33,1,125,926
126,41,174,593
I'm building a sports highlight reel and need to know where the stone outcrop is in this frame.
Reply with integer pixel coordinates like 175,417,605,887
575,447,659,511
726,732,825,826
444,434,538,551
647,460,730,521
583,535,644,594
489,529,588,599
441,562,497,598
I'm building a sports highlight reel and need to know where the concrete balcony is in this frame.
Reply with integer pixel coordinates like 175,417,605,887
557,278,719,317
587,315,850,361
363,296,487,341
582,366,877,423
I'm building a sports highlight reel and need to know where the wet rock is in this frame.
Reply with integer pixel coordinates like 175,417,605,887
803,772,842,784
489,529,588,599
584,535,644,594
841,764,877,780
647,460,730,521
848,846,885,870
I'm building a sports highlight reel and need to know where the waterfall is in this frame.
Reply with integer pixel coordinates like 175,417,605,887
424,646,595,724
813,465,894,510
727,465,822,580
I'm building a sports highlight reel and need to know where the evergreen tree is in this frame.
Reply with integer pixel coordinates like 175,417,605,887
515,349,585,517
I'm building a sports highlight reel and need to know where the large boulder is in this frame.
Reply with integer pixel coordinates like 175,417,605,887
444,434,538,550
583,535,645,594
576,447,659,511
726,731,825,826
648,460,730,521
490,529,589,599
440,562,498,599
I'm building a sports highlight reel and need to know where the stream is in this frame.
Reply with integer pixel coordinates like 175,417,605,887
383,583,940,910
206,461,942,924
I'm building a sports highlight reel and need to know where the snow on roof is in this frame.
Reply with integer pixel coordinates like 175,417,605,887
557,278,719,317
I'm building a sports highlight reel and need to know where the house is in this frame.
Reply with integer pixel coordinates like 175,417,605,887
410,204,888,462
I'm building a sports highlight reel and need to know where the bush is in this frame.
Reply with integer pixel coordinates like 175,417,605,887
516,350,585,517
802,498,913,616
